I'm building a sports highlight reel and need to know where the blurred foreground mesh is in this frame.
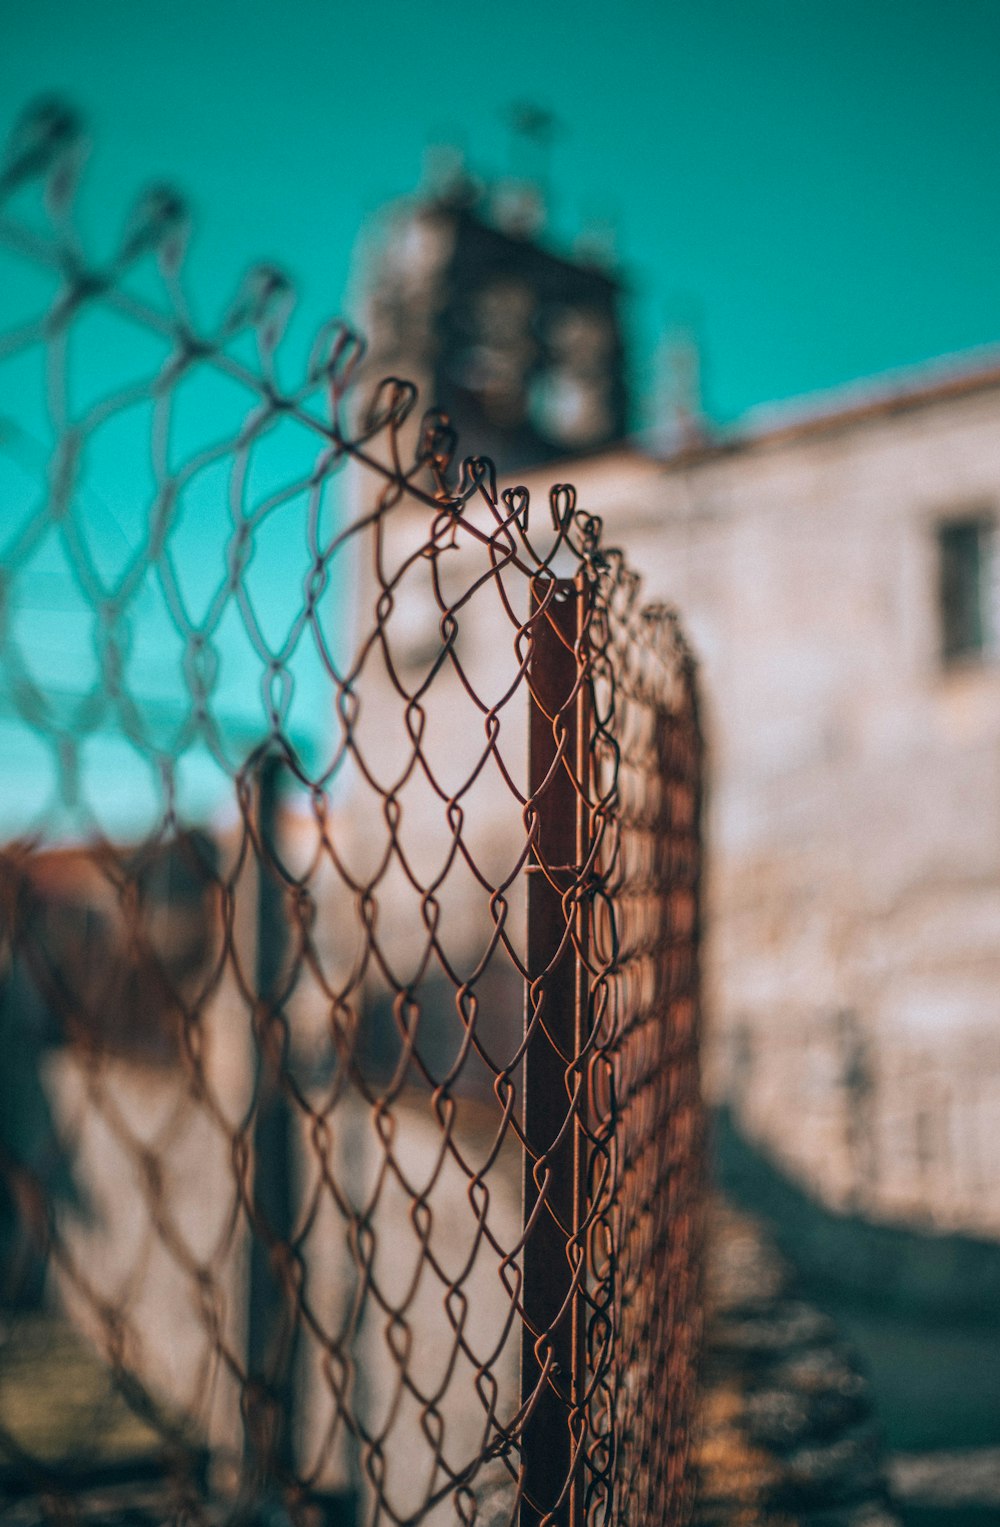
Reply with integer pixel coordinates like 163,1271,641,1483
0,101,705,1525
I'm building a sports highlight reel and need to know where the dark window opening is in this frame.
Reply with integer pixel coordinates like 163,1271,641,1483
938,516,996,664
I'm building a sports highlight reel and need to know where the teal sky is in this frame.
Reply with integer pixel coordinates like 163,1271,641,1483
5,0,1000,424
3,0,1000,837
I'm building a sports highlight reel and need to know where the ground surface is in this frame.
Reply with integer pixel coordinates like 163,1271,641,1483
696,1198,1000,1527
695,1199,901,1527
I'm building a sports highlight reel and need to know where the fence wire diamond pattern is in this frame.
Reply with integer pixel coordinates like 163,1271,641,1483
0,101,704,1527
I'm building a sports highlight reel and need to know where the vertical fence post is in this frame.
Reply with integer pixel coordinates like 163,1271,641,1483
245,751,300,1495
521,574,591,1527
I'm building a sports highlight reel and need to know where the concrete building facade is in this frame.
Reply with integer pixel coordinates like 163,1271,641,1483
517,369,1000,1240
357,187,1000,1245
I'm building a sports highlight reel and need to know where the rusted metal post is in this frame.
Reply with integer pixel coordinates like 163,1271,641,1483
245,752,300,1494
521,574,590,1527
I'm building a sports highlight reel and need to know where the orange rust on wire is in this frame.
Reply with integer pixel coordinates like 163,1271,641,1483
0,100,705,1527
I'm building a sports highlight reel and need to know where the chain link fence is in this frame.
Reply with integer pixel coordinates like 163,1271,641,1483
0,101,705,1525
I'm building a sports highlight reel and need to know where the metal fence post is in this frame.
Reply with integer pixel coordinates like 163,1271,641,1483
0,123,714,1523
521,574,591,1527
245,752,300,1497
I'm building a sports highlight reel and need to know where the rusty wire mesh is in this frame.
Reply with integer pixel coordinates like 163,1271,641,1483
0,101,705,1526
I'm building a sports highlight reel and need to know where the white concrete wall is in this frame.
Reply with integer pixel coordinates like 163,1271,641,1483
512,389,1000,1235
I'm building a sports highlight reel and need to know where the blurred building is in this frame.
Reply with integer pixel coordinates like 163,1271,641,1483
356,178,1000,1249
359,174,628,471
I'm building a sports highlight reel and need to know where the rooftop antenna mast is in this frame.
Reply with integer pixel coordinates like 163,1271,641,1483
655,307,709,453
422,123,472,203
506,102,561,221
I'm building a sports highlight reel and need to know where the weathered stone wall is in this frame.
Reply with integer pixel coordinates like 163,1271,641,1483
516,379,1000,1238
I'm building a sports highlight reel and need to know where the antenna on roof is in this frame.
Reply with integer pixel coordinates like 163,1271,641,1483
655,314,710,454
575,196,620,269
421,126,475,206
503,102,561,227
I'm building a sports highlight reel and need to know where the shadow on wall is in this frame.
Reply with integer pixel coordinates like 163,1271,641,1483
711,1108,1000,1459
711,1106,1000,1323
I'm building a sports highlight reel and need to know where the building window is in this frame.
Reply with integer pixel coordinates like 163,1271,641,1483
937,515,997,664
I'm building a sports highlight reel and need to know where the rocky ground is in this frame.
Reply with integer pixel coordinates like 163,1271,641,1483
695,1199,901,1527
5,1195,998,1524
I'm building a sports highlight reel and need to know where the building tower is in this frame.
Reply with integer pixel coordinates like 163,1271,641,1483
358,172,630,474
